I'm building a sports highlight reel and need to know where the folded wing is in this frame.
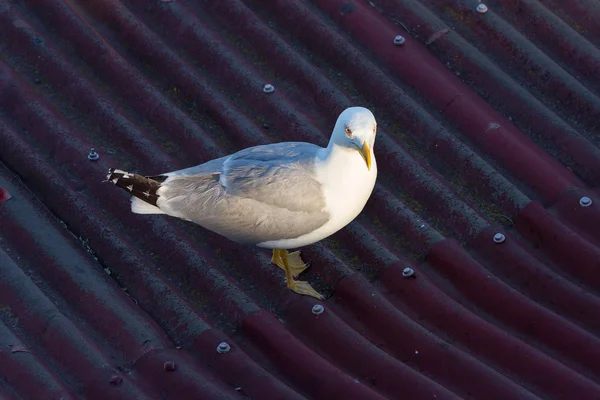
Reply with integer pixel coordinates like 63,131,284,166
156,143,330,244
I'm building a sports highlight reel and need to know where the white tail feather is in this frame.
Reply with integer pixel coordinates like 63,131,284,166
131,197,165,215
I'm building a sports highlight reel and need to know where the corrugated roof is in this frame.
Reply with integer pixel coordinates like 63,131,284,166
1,0,599,398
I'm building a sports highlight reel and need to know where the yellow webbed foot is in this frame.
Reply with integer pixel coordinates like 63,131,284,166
286,278,324,300
271,249,309,278
272,249,324,299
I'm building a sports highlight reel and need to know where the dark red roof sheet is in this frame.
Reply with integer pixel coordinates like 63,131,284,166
1,1,599,399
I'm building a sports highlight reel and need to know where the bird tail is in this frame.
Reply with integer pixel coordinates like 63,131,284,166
106,168,166,215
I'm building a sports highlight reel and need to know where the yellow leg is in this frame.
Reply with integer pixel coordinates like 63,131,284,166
272,249,324,299
271,249,309,278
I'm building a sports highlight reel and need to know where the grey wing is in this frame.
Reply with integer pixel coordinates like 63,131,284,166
222,142,328,212
156,142,330,244
161,155,230,177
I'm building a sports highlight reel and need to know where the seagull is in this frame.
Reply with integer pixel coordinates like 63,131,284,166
107,107,378,299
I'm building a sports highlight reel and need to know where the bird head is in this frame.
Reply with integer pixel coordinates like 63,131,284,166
329,107,377,170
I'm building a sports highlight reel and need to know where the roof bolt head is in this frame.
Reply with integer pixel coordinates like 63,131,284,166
163,360,176,371
393,35,406,45
402,267,415,278
217,342,231,354
263,84,275,93
109,375,122,386
493,233,506,243
87,148,99,161
312,304,325,315
579,196,592,207
476,4,488,13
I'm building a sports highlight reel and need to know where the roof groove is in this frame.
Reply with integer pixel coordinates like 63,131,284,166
28,0,248,158
487,0,600,97
516,201,600,294
375,0,600,185
536,0,600,46
0,316,74,400
469,229,600,337
282,297,463,399
0,248,156,399
0,180,171,365
378,262,600,398
424,0,600,138
333,274,543,399
427,239,600,384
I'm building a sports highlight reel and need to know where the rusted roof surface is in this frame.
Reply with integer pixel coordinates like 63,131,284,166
1,0,600,398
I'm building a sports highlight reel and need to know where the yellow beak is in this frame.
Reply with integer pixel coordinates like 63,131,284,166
359,141,372,170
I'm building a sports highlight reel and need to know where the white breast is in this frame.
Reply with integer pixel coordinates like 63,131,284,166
258,145,377,249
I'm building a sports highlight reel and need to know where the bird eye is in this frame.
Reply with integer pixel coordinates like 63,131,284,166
345,126,352,137
373,125,377,135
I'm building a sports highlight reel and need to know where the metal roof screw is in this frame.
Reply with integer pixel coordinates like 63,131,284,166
163,361,176,371
476,4,488,13
87,148,99,161
393,35,406,45
109,375,122,386
217,342,231,354
402,267,415,278
312,304,325,315
263,84,275,93
493,233,506,243
579,196,592,207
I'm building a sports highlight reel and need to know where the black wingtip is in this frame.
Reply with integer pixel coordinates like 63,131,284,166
107,169,162,207
104,168,116,183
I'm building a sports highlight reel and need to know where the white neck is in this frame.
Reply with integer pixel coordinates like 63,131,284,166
315,143,377,220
